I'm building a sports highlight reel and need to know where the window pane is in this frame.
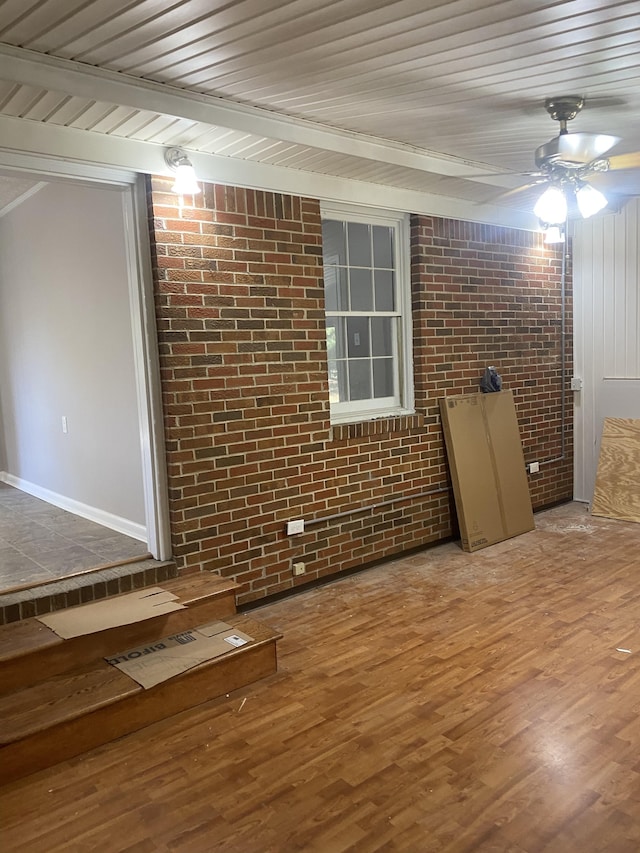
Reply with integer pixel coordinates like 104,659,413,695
350,268,373,311
326,320,336,361
374,269,395,311
337,361,348,402
328,359,349,403
346,316,370,358
322,220,347,265
348,360,372,401
373,358,394,397
371,317,393,357
338,317,347,359
325,266,349,311
373,225,394,268
324,266,338,311
326,318,346,360
347,222,371,267
327,359,338,402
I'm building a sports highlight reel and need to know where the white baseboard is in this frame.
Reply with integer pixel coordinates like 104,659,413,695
0,472,147,542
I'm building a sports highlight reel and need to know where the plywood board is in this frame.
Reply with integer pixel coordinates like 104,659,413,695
106,621,254,689
591,417,640,523
440,391,534,552
37,588,185,639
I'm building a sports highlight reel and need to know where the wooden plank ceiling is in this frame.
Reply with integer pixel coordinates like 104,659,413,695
0,0,639,213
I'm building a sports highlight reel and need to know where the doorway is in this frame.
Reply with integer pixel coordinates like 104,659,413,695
0,165,170,595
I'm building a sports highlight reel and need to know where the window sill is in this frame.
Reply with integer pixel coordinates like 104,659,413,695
330,413,424,441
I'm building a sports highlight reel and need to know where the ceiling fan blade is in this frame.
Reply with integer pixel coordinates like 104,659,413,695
607,151,640,171
492,180,547,202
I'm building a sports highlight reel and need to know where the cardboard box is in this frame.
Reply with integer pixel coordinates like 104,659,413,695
106,620,254,689
439,391,534,552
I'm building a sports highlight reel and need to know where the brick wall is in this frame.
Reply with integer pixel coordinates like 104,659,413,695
148,178,572,604
412,216,573,511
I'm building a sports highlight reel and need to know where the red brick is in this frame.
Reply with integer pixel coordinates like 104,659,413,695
147,180,572,602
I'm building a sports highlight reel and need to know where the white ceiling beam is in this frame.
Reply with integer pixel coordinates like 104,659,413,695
0,43,517,187
0,114,538,230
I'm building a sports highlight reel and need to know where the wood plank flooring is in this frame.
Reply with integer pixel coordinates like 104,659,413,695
3,502,640,852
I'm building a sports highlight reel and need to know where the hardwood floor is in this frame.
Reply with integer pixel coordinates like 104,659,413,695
2,502,640,852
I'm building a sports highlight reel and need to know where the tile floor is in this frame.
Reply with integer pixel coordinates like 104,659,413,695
0,482,149,591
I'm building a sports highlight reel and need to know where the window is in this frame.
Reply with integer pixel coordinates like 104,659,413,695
321,203,413,423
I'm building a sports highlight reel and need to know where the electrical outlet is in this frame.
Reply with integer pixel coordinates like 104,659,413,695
570,377,583,391
529,461,540,474
286,519,305,535
61,416,68,434
292,562,306,576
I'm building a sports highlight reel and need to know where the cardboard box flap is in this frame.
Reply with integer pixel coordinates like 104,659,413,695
37,587,185,639
106,623,254,689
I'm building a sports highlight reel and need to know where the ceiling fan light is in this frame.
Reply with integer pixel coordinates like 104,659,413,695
533,186,567,224
575,184,607,218
543,225,565,244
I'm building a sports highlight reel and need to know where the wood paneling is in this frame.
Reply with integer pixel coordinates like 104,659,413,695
1,1,640,205
2,502,640,851
574,199,640,503
2,0,639,170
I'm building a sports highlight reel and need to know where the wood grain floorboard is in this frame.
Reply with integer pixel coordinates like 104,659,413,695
2,502,640,852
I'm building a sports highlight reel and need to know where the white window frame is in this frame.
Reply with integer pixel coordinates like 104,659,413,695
320,202,414,425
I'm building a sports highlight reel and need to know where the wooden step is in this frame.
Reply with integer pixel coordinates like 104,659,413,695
0,572,240,694
0,614,281,786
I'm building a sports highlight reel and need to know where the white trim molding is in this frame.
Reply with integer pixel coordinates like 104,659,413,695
1,472,147,542
320,202,415,424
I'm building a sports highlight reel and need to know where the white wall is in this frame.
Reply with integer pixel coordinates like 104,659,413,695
0,179,145,526
573,198,640,502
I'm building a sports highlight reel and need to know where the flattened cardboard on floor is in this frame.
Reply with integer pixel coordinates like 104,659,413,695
440,391,534,552
106,621,254,689
37,587,185,639
592,417,640,523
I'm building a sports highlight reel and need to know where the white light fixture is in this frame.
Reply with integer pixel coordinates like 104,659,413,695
543,225,565,244
533,186,567,224
165,147,201,196
575,183,608,218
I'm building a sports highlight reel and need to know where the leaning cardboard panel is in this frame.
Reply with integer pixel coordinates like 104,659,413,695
439,391,534,552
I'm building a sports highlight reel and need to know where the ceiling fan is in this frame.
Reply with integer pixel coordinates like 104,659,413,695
504,95,640,227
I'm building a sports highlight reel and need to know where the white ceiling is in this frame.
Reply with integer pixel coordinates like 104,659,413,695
0,0,639,221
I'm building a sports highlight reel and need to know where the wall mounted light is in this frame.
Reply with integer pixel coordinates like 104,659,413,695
165,147,201,196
